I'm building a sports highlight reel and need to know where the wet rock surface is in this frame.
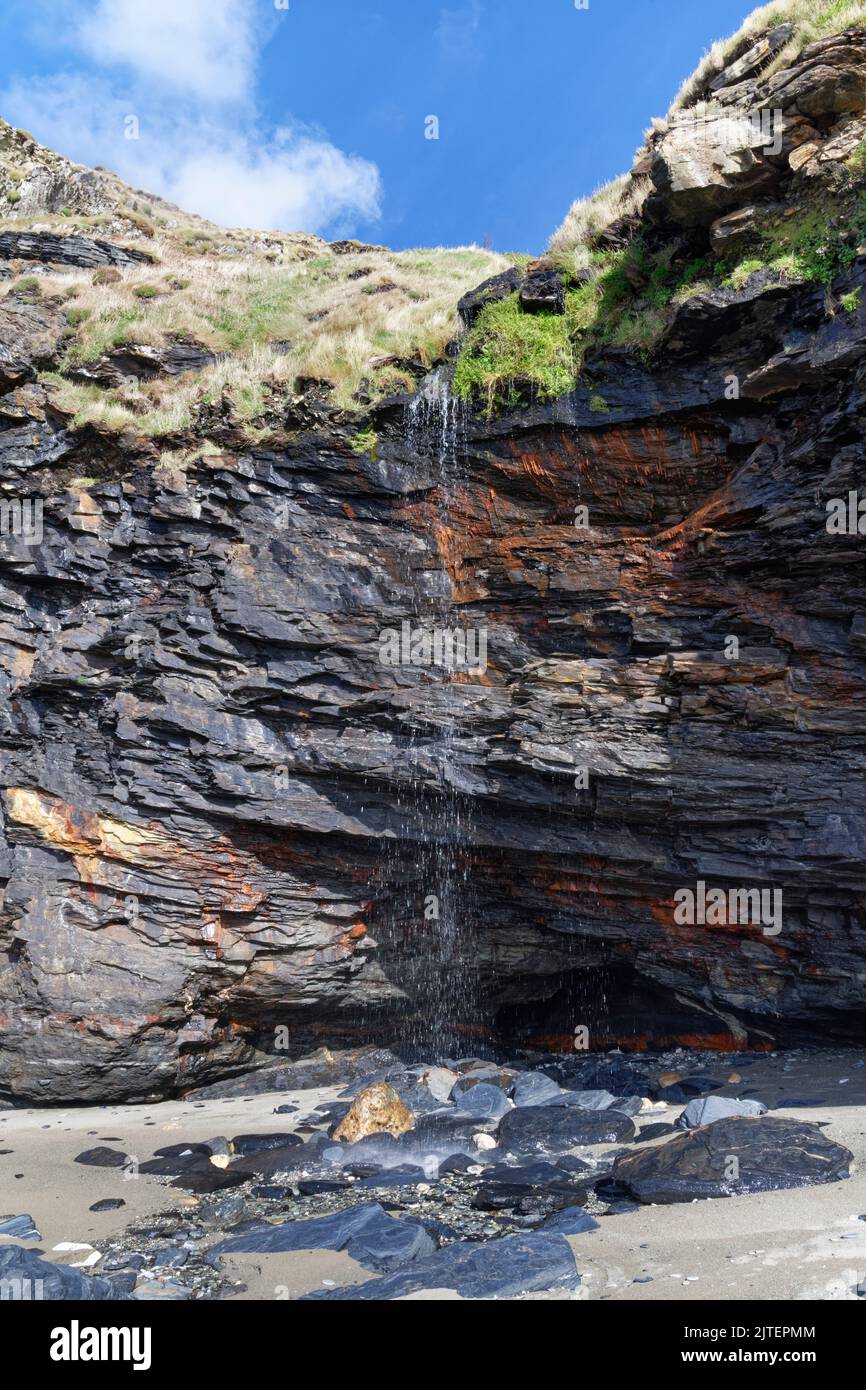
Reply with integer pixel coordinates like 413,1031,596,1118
0,23,865,1115
610,1115,853,1205
0,1046,861,1301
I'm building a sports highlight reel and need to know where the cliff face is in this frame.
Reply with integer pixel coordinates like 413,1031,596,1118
2,22,866,1102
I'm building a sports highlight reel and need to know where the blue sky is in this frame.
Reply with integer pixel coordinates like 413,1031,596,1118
0,0,757,252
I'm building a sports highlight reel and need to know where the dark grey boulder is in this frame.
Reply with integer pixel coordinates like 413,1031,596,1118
511,1072,563,1107
499,1105,636,1155
346,1219,436,1273
611,1117,853,1204
456,1083,511,1120
539,1207,599,1235
519,269,565,315
302,1231,580,1300
0,1214,40,1240
635,1122,677,1143
73,1146,128,1168
457,267,524,328
0,1244,131,1300
210,1201,434,1274
231,1132,303,1155
471,1180,587,1217
542,1089,617,1110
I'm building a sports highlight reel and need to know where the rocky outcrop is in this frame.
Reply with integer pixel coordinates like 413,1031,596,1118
1,22,866,1104
0,231,154,269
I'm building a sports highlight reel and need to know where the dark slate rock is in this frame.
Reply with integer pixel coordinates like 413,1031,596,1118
228,1143,309,1180
635,1122,677,1144
547,1060,649,1095
169,1158,248,1194
457,267,524,328
539,1207,599,1235
455,1083,511,1121
471,1180,586,1217
0,1244,131,1300
230,1132,303,1155
152,1142,210,1159
451,1070,512,1099
612,1117,853,1204
410,1113,486,1146
345,1219,436,1273
511,1072,563,1107
210,1201,431,1274
499,1105,636,1155
0,231,153,269
88,1199,126,1213
0,1214,40,1240
151,1247,188,1268
303,1231,580,1300
677,1095,768,1129
542,1089,617,1110
139,1153,204,1176
73,1147,128,1168
519,269,565,315
211,1203,388,1257
437,1153,478,1174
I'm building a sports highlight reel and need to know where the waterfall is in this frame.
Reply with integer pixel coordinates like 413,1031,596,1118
386,369,481,1055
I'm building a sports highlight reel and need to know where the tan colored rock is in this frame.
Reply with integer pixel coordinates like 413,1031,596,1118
728,1071,742,1085
658,1071,682,1087
333,1081,414,1143
789,141,822,174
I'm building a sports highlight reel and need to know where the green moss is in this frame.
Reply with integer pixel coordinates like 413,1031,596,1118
453,291,577,412
5,189,21,204
717,190,866,292
589,392,611,414
840,287,862,312
350,426,378,458
132,283,160,299
64,307,92,325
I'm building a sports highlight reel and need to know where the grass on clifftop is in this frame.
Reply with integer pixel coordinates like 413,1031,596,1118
671,0,866,112
2,230,509,434
547,0,866,271
456,178,866,413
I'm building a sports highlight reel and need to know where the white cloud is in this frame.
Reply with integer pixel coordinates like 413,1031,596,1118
75,0,258,103
3,73,381,233
1,0,383,235
169,130,382,232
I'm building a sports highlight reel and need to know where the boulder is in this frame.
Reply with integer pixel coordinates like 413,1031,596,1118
677,1095,768,1128
302,1231,580,1300
498,1105,636,1155
332,1082,415,1143
457,266,523,327
610,1117,853,1204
